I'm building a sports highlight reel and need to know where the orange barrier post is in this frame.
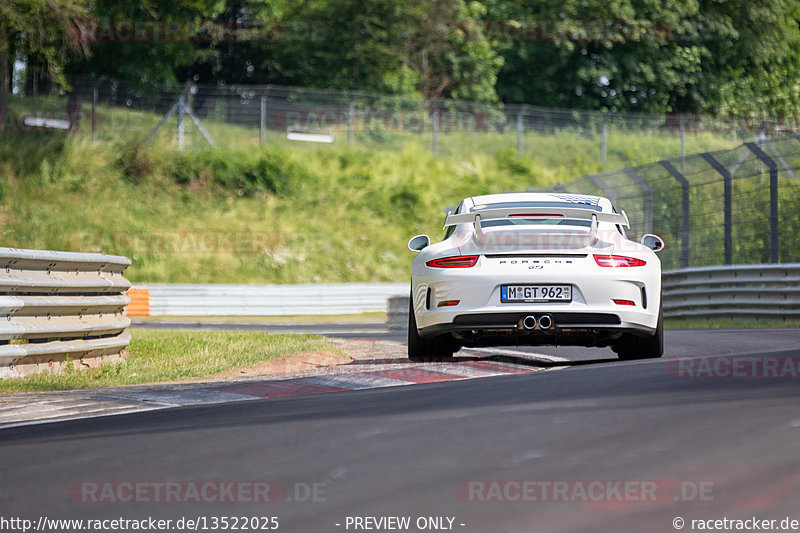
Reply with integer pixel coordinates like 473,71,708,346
125,288,151,317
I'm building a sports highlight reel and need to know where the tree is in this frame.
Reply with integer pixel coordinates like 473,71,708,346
399,0,502,101
65,0,226,90
195,0,502,102
0,0,90,111
488,0,800,114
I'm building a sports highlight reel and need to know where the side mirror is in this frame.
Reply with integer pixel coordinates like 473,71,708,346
640,234,665,252
407,235,430,252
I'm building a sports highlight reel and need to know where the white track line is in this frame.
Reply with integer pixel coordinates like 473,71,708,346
461,347,570,363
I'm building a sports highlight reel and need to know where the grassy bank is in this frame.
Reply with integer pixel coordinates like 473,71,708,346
0,330,339,393
0,100,737,284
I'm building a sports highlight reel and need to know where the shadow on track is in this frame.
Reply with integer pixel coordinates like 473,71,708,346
482,354,619,368
346,354,619,368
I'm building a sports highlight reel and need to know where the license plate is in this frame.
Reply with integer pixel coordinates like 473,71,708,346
501,285,572,303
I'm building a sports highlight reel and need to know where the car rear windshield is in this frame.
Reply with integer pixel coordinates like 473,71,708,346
472,202,599,228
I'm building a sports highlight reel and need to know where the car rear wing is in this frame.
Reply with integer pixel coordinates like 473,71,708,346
444,206,629,246
443,207,630,228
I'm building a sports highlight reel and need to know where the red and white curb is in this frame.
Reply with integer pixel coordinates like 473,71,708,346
207,358,547,400
0,351,566,429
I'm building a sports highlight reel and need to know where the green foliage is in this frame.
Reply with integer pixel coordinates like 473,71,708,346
65,0,226,90
203,0,503,102
8,0,800,117
0,0,90,96
489,0,800,114
118,145,154,182
494,147,534,177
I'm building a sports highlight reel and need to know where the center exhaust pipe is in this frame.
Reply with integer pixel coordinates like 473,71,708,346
522,315,537,331
538,314,554,331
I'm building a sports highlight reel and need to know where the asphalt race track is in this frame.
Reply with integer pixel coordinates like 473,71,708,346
2,328,799,533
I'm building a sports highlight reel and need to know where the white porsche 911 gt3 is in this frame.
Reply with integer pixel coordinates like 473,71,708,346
407,192,665,361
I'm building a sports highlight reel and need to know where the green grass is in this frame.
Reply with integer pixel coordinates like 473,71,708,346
0,329,339,394
132,312,387,324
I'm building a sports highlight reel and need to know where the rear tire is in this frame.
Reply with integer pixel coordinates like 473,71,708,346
614,304,663,360
408,296,456,362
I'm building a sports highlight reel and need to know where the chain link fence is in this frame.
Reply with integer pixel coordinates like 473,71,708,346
530,136,800,270
7,80,798,162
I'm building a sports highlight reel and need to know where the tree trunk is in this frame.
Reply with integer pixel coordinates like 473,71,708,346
66,74,87,132
0,52,6,116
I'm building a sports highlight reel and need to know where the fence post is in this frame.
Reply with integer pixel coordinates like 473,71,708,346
588,173,617,205
701,153,732,265
679,115,686,173
177,95,185,151
92,85,98,142
744,142,779,263
601,119,608,169
348,99,355,147
659,160,690,268
260,94,267,146
517,109,524,157
432,104,440,155
623,168,653,235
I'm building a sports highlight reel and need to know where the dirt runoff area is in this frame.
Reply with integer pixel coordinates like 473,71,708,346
209,338,407,380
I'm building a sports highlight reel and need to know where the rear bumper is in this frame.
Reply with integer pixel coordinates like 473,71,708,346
418,311,656,348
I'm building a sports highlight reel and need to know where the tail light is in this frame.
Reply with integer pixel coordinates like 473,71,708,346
426,255,479,268
593,254,646,267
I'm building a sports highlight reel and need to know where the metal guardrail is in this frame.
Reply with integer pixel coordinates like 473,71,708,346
0,248,132,378
130,283,409,316
386,264,800,329
387,296,409,331
663,263,800,319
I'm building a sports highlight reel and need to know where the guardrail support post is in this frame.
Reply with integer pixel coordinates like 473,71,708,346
701,153,733,265
588,173,617,205
744,142,779,263
517,110,524,158
623,168,653,234
659,160,690,268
